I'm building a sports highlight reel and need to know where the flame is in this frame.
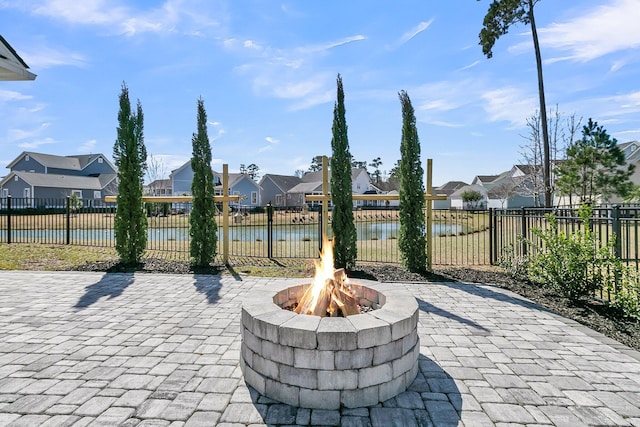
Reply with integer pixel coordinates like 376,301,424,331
307,235,336,311
294,234,357,317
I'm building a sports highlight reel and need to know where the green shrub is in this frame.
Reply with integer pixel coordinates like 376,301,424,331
608,266,640,320
526,205,618,301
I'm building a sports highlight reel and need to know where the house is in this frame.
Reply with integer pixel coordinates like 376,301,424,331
169,160,262,209
604,140,640,205
259,174,303,208
450,184,488,210
433,181,467,209
0,151,117,206
286,168,376,209
0,35,36,81
458,166,543,209
220,173,261,208
145,179,172,196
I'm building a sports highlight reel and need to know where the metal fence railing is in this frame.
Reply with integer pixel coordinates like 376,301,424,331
490,205,640,271
3,197,637,271
0,197,493,265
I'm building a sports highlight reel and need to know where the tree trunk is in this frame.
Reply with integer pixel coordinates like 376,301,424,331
528,0,551,207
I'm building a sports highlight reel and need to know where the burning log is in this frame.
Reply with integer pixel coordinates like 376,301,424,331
295,267,360,317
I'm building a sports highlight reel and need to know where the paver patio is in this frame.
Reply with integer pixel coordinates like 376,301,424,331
0,271,639,426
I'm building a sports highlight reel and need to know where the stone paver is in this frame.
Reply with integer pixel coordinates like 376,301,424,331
1,271,639,426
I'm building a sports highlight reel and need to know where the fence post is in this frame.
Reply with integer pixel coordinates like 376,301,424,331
267,202,273,259
489,208,494,265
66,196,71,245
318,208,323,254
611,205,622,294
6,195,11,244
521,207,527,258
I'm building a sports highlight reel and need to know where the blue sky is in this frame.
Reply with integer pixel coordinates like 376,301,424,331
1,0,639,186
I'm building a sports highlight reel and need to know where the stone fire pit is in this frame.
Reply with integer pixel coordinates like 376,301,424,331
240,280,419,409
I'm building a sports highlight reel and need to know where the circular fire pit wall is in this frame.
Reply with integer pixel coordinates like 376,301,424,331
240,281,419,409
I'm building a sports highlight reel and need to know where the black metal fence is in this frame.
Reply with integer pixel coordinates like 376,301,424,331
0,196,493,265
490,205,640,270
4,197,637,269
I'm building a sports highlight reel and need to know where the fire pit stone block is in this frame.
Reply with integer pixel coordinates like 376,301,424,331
240,280,419,410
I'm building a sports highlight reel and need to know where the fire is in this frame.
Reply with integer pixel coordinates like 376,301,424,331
294,236,360,317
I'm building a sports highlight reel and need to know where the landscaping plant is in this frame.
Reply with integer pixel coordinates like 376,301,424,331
113,82,148,265
330,74,357,270
398,90,427,273
190,97,218,267
526,205,618,301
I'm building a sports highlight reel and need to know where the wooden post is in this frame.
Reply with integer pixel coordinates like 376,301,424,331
426,159,433,271
322,155,329,243
222,164,229,265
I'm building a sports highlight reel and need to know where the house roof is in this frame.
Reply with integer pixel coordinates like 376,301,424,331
300,167,368,184
6,151,113,172
288,182,323,193
1,171,106,190
473,175,500,184
450,184,487,198
0,35,36,81
435,181,467,195
259,174,303,192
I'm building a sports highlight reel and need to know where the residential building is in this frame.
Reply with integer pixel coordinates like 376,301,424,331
0,151,117,206
432,181,467,209
169,160,261,209
286,168,375,209
259,174,303,208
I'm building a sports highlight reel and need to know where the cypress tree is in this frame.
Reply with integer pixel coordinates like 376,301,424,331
190,97,217,267
398,90,427,273
330,74,357,270
113,82,148,265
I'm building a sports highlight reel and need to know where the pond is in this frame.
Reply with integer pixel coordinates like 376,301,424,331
1,222,463,243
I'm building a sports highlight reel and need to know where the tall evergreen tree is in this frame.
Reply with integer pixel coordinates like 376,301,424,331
555,118,634,205
113,82,148,264
190,97,218,267
479,0,552,207
330,74,357,270
398,90,427,273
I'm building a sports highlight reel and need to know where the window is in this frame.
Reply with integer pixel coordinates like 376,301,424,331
93,191,101,199
251,191,258,204
98,157,104,164
2,189,8,198
72,190,82,198
276,194,282,205
25,154,30,161
14,175,18,181
23,188,30,198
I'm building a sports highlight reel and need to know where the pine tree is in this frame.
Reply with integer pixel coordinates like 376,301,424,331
330,74,357,270
479,0,552,207
190,97,218,266
398,90,427,273
113,82,148,265
555,118,634,205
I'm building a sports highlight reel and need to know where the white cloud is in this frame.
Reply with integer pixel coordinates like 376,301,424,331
481,87,537,128
456,60,480,72
7,122,50,142
297,35,366,55
0,90,32,103
258,145,273,153
538,0,640,62
21,45,88,69
18,0,223,37
78,139,97,153
265,136,279,144
18,136,55,149
395,19,434,48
